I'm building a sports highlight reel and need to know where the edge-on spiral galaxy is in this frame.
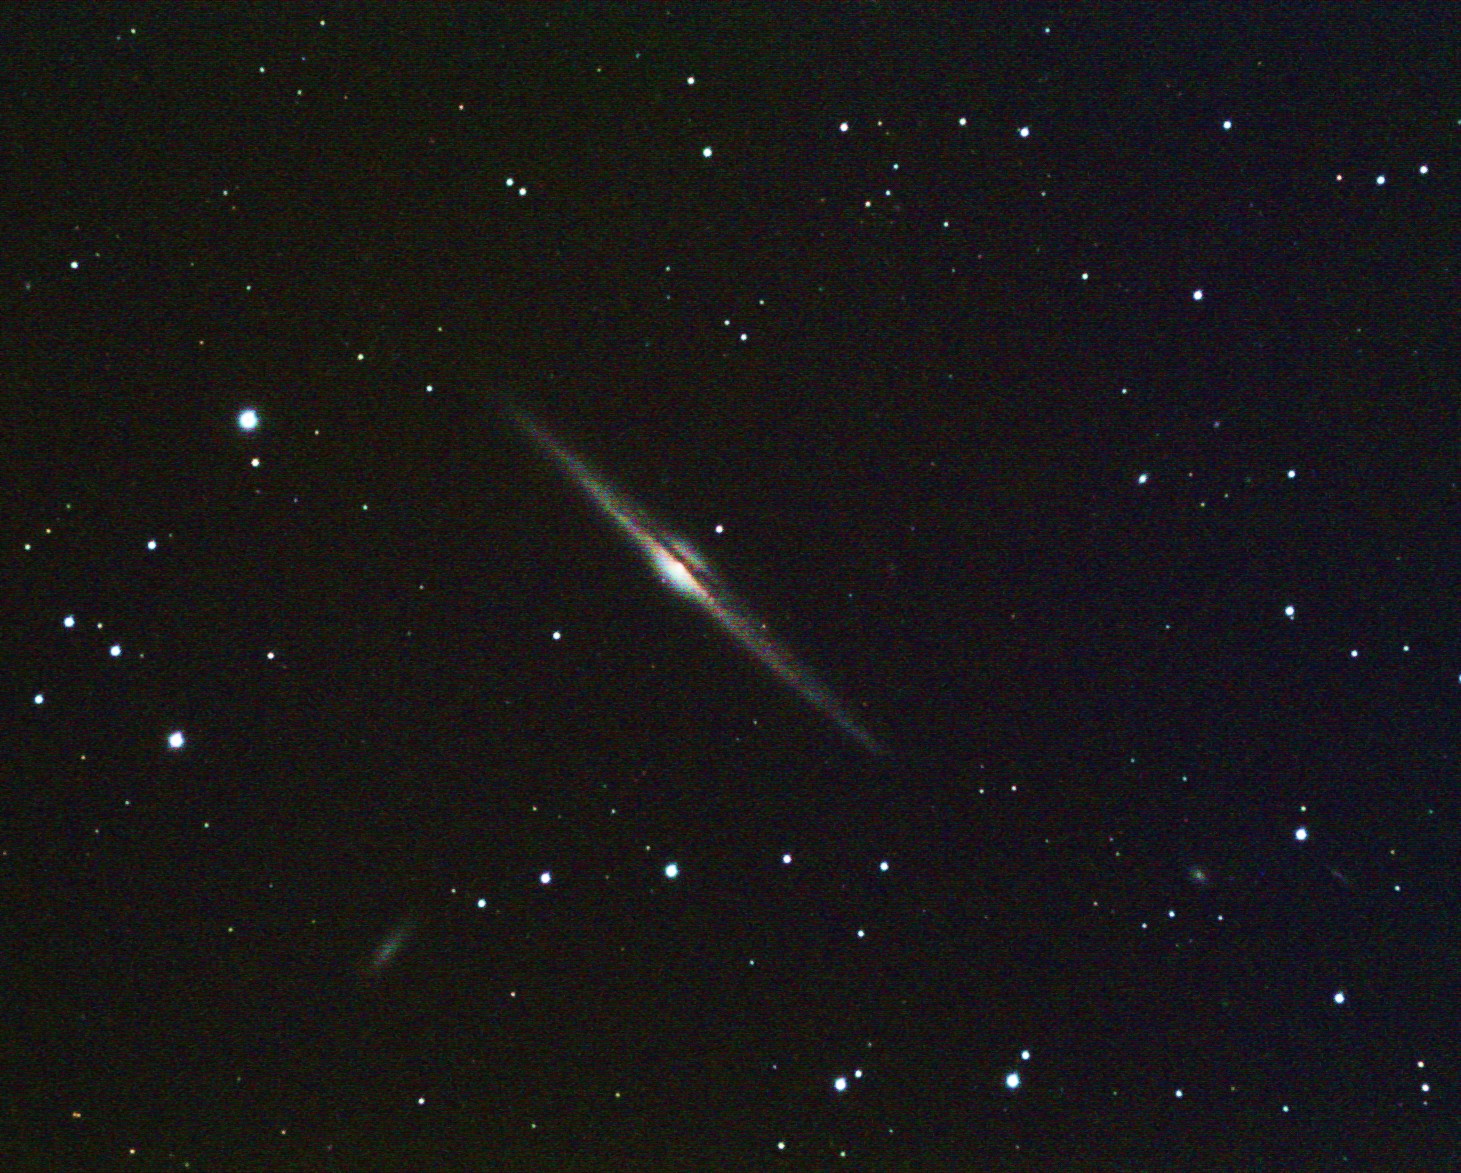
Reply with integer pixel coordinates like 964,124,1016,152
512,407,883,755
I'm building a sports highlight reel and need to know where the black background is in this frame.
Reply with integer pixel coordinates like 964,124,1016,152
3,5,1458,1169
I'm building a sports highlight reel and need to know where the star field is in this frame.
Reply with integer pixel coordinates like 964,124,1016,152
2,6,1459,1170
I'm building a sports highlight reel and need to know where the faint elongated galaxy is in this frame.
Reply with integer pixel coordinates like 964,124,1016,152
511,408,883,755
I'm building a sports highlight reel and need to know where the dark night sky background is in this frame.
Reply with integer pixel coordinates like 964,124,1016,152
3,4,1459,1169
